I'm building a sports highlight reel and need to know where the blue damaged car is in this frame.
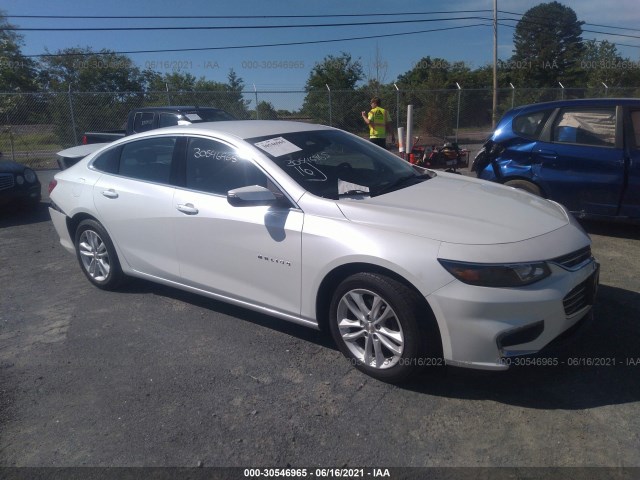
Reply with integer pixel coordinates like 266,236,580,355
472,98,640,221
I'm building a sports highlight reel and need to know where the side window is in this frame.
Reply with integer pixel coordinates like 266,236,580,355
513,110,551,139
185,137,268,195
133,112,155,133
92,146,121,174
631,111,640,149
119,137,177,184
552,108,616,147
159,113,180,128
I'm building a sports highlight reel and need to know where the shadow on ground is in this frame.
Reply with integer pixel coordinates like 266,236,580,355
580,219,640,241
0,202,51,228
121,278,640,410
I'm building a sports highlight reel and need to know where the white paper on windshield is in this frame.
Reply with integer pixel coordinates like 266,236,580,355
254,137,302,157
338,179,370,195
185,114,202,121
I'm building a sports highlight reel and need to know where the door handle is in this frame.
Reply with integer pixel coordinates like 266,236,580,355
102,189,118,199
176,203,199,215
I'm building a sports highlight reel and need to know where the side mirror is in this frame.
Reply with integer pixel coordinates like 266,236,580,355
227,185,279,207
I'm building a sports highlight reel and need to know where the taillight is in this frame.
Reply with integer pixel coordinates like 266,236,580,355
48,179,57,195
81,135,88,145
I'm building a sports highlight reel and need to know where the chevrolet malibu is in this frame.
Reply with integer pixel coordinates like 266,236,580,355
49,121,599,382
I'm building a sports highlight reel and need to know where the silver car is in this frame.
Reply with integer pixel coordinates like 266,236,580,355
49,121,599,382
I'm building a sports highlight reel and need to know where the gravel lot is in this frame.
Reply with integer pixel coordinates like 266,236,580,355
1,171,639,472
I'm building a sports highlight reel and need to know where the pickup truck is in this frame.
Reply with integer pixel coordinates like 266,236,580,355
472,98,640,221
81,106,235,144
57,106,235,169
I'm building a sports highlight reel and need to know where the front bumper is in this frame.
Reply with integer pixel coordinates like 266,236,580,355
427,259,599,370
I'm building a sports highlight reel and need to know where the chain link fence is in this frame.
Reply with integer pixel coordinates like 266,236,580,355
1,86,638,169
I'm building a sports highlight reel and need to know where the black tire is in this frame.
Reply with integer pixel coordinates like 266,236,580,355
329,272,442,383
504,179,542,196
74,219,125,290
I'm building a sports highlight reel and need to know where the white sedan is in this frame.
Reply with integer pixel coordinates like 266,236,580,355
49,121,599,382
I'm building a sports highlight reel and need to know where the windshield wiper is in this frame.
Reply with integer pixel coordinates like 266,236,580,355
374,173,431,196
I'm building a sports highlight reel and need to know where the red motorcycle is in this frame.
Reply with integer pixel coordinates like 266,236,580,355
410,141,468,173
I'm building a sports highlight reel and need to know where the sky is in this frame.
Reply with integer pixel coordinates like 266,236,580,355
3,0,640,92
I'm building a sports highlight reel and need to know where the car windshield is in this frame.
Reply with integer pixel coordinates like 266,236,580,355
247,129,431,199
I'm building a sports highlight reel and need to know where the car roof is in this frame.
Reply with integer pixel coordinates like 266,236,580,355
153,120,335,140
514,97,640,114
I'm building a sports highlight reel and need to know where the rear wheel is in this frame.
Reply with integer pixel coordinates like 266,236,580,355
504,179,542,196
329,272,442,383
74,219,125,290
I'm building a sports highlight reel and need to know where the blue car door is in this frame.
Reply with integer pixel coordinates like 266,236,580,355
619,108,640,218
532,105,624,216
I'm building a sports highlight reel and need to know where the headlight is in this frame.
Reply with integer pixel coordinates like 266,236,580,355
24,168,37,183
16,175,25,185
438,259,551,287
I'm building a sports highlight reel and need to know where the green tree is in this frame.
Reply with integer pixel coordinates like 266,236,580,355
255,101,278,120
1,12,40,127
0,12,38,93
580,40,640,92
38,47,146,145
220,69,250,119
396,58,461,138
511,2,584,87
38,47,145,92
302,53,364,130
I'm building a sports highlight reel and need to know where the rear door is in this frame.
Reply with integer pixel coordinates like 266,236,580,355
619,108,640,218
532,105,624,216
92,135,181,281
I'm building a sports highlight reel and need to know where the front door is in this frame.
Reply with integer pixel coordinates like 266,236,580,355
172,136,303,317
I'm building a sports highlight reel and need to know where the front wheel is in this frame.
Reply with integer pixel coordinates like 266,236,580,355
74,219,125,290
329,272,441,383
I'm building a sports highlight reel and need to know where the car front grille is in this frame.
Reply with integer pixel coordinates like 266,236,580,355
551,246,592,270
563,270,598,317
0,173,15,191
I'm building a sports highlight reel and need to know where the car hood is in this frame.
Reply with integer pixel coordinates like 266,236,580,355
0,160,28,174
336,173,569,245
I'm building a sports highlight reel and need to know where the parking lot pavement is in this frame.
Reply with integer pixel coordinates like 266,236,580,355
1,200,639,469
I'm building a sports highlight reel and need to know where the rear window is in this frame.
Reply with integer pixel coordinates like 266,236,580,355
92,146,121,174
133,112,155,133
184,109,235,122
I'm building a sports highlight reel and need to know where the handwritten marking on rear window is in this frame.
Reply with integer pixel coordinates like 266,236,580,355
193,148,237,162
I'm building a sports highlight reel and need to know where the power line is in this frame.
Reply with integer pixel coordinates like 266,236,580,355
24,23,489,58
7,16,491,32
6,10,492,19
497,22,640,49
498,9,640,33
498,16,640,41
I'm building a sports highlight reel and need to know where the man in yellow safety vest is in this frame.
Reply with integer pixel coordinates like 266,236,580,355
361,97,393,148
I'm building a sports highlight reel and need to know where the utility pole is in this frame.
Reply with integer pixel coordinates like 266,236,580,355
492,0,498,129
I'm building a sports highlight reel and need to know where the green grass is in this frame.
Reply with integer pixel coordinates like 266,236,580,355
0,131,63,169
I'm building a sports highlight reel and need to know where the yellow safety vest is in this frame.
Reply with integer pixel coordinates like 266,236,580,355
367,107,388,139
